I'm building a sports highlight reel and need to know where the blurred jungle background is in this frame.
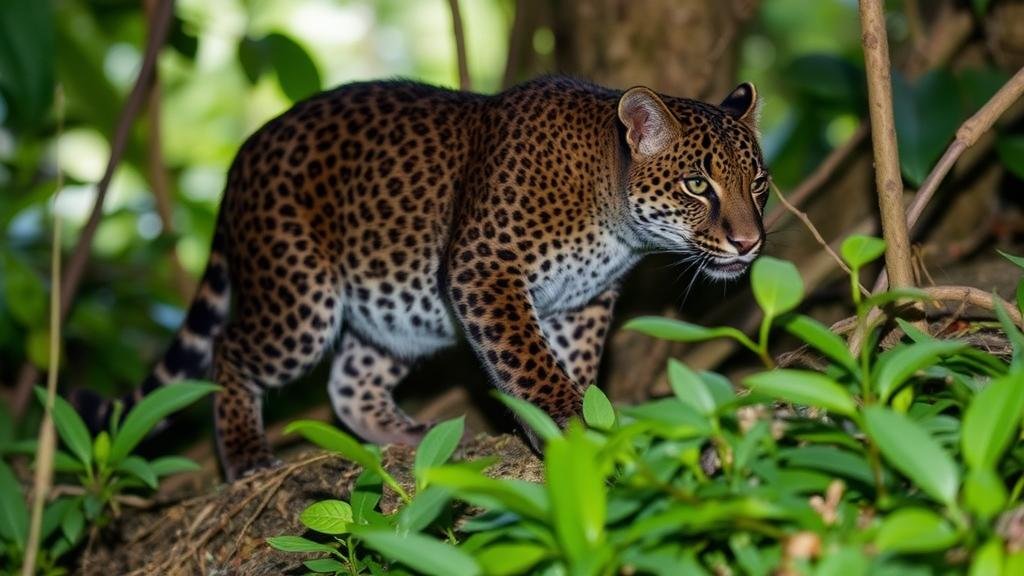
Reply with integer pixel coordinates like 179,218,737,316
3,0,1024,476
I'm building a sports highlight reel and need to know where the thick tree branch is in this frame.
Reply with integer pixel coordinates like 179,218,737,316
859,0,915,290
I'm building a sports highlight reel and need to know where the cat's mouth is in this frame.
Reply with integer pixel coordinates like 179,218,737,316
702,254,756,280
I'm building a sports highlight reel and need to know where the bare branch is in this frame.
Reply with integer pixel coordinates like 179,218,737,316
447,0,472,90
859,0,915,290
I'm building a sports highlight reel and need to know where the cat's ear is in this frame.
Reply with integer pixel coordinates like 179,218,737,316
618,87,681,158
720,82,759,128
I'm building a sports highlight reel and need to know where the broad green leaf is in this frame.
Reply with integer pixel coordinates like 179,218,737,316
619,399,712,436
116,456,158,489
425,465,548,520
582,385,615,430
840,235,886,269
414,416,464,482
301,499,353,535
815,546,869,576
743,370,856,417
546,427,605,563
970,538,1004,576
875,508,958,553
266,33,322,102
265,535,337,554
237,36,269,84
893,70,962,185
623,317,756,349
964,467,1007,520
668,359,715,415
0,0,54,131
475,543,550,576
2,253,46,328
783,54,865,110
997,135,1024,180
354,529,481,576
40,497,73,542
872,341,966,402
494,393,561,442
995,299,1024,366
149,456,201,477
350,469,383,525
284,420,380,471
0,460,27,549
778,446,875,486
1017,278,1024,318
780,314,858,374
110,381,219,464
397,486,450,534
863,406,960,505
35,386,92,468
751,257,804,319
962,373,1024,469
304,558,347,573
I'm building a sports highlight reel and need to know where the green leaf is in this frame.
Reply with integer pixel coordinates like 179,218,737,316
742,370,857,417
350,469,383,525
35,386,92,469
582,385,615,430
893,70,962,185
397,486,450,534
619,399,712,436
872,341,966,402
266,535,338,554
750,257,804,319
354,529,481,576
300,500,353,535
778,446,876,486
60,502,84,544
92,431,110,467
998,135,1024,180
284,420,380,470
623,316,757,350
861,288,930,311
265,33,322,103
40,497,73,542
149,456,201,477
3,252,46,329
840,235,887,270
668,359,716,415
863,406,960,505
110,381,219,464
962,373,1024,469
475,543,550,576
970,538,1004,576
783,54,865,110
424,466,548,520
237,36,269,84
546,427,605,563
874,508,958,553
0,0,54,132
995,298,1024,366
493,393,561,442
116,456,158,489
414,416,464,483
780,314,858,374
304,558,347,573
815,546,869,576
999,249,1024,270
964,467,1007,520
0,460,27,550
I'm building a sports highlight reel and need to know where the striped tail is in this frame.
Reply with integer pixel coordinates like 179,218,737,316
72,229,232,432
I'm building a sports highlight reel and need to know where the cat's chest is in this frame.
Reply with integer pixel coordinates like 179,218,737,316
530,232,638,315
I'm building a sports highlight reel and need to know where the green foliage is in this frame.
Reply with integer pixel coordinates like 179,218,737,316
0,382,215,572
893,70,963,186
271,247,1024,575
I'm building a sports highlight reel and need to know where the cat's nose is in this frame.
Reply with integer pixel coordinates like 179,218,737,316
727,234,760,255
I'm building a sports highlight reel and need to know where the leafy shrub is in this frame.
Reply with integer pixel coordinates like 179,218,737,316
269,239,1024,575
0,381,217,574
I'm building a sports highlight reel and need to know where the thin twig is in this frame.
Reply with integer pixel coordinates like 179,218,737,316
21,86,64,576
764,124,868,232
859,0,915,290
10,0,176,418
447,0,471,90
770,182,868,297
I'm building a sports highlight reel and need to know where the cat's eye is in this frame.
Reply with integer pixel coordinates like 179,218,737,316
682,177,710,196
752,174,769,194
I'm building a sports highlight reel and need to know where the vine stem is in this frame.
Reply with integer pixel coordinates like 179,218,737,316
20,87,65,576
859,0,915,291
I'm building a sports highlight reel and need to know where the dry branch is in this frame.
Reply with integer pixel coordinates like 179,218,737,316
859,0,915,290
447,0,472,90
10,0,176,418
